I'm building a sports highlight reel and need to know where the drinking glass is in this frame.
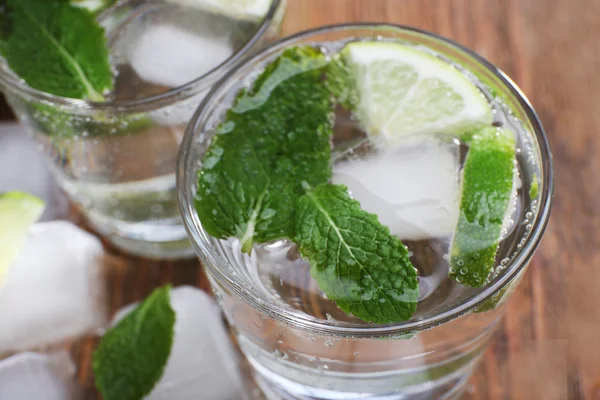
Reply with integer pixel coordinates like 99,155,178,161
178,24,553,399
0,0,285,259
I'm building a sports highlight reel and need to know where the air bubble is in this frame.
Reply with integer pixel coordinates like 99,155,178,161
353,352,360,355
324,340,334,347
456,276,464,283
526,224,533,231
500,258,510,266
457,259,464,266
460,268,468,275
525,211,533,219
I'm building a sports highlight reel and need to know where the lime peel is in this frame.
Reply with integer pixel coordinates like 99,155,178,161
449,127,516,287
0,192,45,284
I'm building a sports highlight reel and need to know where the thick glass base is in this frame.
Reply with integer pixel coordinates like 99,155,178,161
107,233,195,260
87,214,195,259
252,359,475,400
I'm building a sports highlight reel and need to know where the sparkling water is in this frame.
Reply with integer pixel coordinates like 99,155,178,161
199,39,541,399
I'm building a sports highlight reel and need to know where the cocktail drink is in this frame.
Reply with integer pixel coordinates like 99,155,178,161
179,25,553,399
0,0,285,258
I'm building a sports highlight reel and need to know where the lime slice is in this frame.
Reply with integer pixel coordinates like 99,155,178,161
449,127,516,287
341,41,492,141
0,192,45,284
169,0,273,21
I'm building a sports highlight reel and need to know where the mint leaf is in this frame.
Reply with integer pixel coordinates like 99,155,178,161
93,285,175,400
449,127,516,287
295,184,418,324
326,52,359,111
0,0,113,100
195,46,333,253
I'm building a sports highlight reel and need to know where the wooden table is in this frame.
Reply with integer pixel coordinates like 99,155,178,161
6,1,596,399
278,2,600,398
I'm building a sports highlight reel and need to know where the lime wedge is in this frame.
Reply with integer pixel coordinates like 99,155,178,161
169,0,273,21
0,192,45,284
449,127,516,287
341,41,492,141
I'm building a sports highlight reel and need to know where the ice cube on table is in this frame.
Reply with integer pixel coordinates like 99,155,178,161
332,137,461,241
113,286,246,400
129,25,233,89
0,123,69,221
0,351,82,400
0,221,108,353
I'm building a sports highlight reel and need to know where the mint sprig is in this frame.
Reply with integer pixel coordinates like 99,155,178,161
0,0,113,100
93,285,175,400
195,46,419,323
196,46,333,253
296,184,418,323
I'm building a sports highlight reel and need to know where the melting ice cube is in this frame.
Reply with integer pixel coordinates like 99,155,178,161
113,286,245,400
0,221,108,353
129,25,233,89
0,124,69,221
333,137,461,241
0,352,82,400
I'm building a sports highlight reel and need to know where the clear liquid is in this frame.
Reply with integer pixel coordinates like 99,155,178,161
201,40,540,399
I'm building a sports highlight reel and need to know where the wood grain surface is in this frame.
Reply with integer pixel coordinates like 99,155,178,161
7,0,596,399
280,2,600,398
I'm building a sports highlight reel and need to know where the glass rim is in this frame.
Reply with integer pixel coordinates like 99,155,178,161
0,0,283,114
177,23,554,336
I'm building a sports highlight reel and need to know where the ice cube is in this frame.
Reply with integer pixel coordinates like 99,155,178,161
113,286,245,400
0,221,108,353
129,25,233,89
0,351,82,400
0,124,69,221
332,137,461,240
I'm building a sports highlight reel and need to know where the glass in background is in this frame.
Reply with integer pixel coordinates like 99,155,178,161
0,0,286,259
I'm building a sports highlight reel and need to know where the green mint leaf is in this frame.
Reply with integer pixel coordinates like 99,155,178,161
326,52,359,111
195,46,333,253
0,0,113,100
295,184,419,324
93,285,175,400
449,126,516,287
